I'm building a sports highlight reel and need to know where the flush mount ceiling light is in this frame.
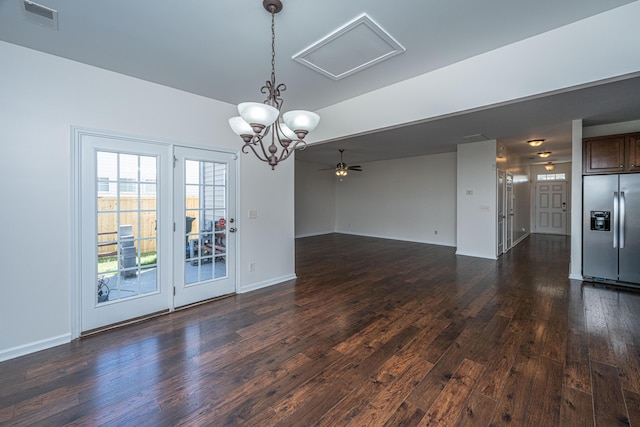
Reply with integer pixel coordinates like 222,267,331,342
228,0,320,170
537,151,552,158
544,162,555,171
527,139,545,147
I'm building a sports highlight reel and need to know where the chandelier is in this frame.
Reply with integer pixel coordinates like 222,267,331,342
228,0,320,170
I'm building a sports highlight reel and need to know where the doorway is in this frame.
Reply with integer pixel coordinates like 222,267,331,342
534,181,567,235
75,130,237,333
497,170,505,255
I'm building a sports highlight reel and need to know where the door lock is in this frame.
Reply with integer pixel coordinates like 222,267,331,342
229,227,237,233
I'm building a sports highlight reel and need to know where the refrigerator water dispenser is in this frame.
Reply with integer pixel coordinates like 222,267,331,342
590,211,610,231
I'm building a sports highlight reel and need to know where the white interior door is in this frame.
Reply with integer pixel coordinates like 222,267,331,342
534,181,567,235
506,173,514,250
173,146,236,307
80,134,171,332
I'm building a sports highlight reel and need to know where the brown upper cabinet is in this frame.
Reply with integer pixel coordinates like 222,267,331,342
583,132,640,174
628,133,640,172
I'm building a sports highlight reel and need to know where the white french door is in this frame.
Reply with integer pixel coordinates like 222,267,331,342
173,146,236,307
80,134,172,331
497,170,505,255
77,132,237,332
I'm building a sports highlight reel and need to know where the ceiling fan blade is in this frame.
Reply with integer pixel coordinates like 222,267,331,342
347,166,362,170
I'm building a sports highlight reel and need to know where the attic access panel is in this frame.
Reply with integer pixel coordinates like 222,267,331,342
292,13,405,81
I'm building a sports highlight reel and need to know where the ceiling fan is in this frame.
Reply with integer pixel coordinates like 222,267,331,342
320,149,362,176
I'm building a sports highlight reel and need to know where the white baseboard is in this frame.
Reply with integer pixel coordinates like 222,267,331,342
295,231,333,238
455,250,498,260
238,273,297,294
0,333,71,362
569,273,584,281
512,233,530,247
335,231,457,247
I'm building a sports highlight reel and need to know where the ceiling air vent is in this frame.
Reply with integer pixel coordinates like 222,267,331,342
22,0,59,30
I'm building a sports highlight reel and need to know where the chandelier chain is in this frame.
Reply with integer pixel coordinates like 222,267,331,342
271,11,276,86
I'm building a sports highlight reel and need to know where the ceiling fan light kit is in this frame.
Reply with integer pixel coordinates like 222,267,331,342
319,149,362,177
228,0,320,170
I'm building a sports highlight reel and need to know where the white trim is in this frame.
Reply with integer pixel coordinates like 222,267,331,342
0,334,71,363
238,274,296,294
569,273,584,281
71,127,82,339
512,232,530,247
455,250,498,260
336,231,457,248
295,231,334,238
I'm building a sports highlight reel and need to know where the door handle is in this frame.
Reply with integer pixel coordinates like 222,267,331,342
613,192,618,249
229,227,237,233
620,192,625,249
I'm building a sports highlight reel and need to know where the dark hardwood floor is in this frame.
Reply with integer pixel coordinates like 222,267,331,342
1,233,640,426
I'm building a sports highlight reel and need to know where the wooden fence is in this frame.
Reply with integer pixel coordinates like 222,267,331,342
97,196,201,255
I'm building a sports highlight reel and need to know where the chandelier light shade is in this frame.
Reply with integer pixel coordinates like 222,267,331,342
537,151,552,158
228,0,320,169
544,162,555,171
527,139,545,147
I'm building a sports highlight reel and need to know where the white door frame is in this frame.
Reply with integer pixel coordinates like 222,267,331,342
71,128,238,338
497,169,505,256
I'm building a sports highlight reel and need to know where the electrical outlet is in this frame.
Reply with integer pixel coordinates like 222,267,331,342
434,230,438,235
249,262,255,272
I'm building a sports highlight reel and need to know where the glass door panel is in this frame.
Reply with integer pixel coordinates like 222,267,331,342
95,152,158,302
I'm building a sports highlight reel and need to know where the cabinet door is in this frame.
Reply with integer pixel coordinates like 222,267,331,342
627,133,640,172
583,136,625,174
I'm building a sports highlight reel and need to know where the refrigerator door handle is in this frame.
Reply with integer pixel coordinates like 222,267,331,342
613,192,619,249
620,191,625,249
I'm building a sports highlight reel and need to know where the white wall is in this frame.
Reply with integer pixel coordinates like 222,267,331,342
569,120,583,280
456,140,498,259
294,160,336,238
332,153,457,246
310,2,640,146
0,41,296,360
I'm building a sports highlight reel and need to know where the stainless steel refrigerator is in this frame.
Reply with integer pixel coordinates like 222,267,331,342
583,174,640,287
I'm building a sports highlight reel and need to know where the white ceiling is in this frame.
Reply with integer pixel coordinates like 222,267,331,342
2,0,640,167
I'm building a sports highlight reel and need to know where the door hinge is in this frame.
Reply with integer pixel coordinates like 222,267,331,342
173,287,176,296
173,155,177,168
173,222,176,232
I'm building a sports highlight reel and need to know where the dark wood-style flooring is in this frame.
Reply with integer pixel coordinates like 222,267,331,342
1,233,640,426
